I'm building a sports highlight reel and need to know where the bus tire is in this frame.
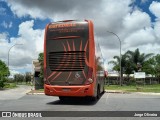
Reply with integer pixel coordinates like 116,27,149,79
97,85,100,99
90,85,100,101
102,86,105,94
59,96,66,101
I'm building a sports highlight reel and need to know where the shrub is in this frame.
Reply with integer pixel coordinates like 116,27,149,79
0,78,7,88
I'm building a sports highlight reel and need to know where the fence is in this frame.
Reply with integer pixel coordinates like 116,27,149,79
105,76,160,85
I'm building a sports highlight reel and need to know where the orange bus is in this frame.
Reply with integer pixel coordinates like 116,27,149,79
44,20,105,101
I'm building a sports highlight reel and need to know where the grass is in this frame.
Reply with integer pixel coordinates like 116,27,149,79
4,83,17,89
38,89,44,91
105,84,160,93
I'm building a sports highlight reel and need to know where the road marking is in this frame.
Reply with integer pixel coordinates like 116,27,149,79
105,93,110,104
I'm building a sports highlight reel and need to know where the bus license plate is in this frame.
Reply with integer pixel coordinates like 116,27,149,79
62,88,71,91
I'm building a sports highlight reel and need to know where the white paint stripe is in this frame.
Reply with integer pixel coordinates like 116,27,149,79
105,93,110,104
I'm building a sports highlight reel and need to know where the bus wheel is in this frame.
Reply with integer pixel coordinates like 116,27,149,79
90,86,100,101
97,85,100,99
59,96,66,101
102,86,105,94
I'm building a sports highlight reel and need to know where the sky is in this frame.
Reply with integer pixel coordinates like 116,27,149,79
0,0,160,76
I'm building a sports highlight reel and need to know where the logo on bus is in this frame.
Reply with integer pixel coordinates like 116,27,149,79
75,72,80,78
49,23,77,29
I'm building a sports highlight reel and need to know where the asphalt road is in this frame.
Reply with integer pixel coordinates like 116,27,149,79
0,88,160,120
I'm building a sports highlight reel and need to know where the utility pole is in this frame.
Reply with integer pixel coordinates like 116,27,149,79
8,44,23,77
107,31,122,86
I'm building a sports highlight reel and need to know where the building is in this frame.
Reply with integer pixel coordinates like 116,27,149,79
32,60,43,89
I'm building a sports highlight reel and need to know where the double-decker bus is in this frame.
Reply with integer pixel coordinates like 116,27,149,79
44,20,105,101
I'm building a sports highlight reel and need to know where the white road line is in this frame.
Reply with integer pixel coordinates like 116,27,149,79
105,93,110,104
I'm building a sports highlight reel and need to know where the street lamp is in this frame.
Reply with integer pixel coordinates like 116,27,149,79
107,31,122,86
8,44,23,77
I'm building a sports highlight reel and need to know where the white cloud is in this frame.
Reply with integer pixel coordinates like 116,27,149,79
154,21,160,39
0,6,6,15
0,32,8,44
7,1,47,19
124,28,155,48
0,20,44,72
4,0,160,72
149,1,160,19
122,10,151,33
9,70,20,78
1,21,13,28
8,22,12,28
0,33,9,62
140,0,148,4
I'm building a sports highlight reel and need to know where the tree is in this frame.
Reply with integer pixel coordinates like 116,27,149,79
154,54,160,79
0,60,9,88
38,53,44,84
142,54,160,84
142,57,156,76
126,48,153,72
25,72,32,84
108,53,132,83
14,74,24,84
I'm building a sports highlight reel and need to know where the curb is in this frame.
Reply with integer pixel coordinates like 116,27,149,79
105,90,129,94
26,90,160,95
26,92,44,95
136,92,160,95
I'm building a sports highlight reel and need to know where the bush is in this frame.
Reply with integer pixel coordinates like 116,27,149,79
126,77,136,86
0,78,7,88
4,83,17,89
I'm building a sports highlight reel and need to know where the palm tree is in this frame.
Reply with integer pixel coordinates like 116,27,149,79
126,48,153,72
109,53,131,84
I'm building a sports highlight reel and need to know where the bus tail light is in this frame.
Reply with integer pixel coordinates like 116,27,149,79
88,78,93,83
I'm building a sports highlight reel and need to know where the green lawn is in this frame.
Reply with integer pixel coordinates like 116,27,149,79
105,84,160,93
4,83,17,89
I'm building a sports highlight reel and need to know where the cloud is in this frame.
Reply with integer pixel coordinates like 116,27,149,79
122,10,151,33
10,20,44,67
1,21,12,28
7,0,99,19
4,0,160,71
154,21,160,39
0,33,9,62
0,6,6,15
149,1,160,19
0,32,8,44
1,20,44,72
9,70,20,78
124,28,155,48
140,0,148,4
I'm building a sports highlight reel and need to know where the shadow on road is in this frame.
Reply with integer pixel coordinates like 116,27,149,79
47,92,105,106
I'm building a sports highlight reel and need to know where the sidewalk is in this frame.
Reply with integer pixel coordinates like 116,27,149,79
26,89,44,95
0,85,32,100
106,90,160,95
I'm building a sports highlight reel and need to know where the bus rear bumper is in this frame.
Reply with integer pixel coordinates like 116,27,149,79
44,84,94,97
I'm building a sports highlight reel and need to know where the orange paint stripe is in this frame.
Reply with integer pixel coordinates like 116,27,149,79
83,70,86,79
72,40,75,51
48,71,56,79
66,72,72,82
84,40,89,66
49,36,80,40
51,72,62,82
84,40,88,52
67,41,71,51
80,40,82,51
62,42,67,52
